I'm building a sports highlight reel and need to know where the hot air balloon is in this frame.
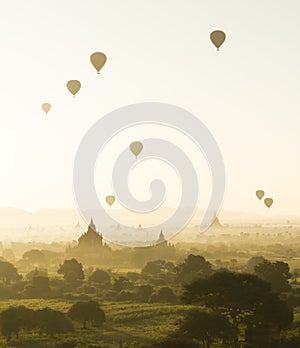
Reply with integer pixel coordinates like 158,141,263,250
210,30,226,51
130,141,143,158
264,198,273,208
256,190,265,200
67,80,81,97
42,103,51,115
106,195,115,207
90,52,107,74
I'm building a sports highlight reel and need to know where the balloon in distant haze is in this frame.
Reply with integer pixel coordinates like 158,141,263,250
130,141,143,157
256,190,265,200
67,80,81,97
90,52,107,74
106,195,115,207
264,198,273,208
42,103,51,115
210,30,226,50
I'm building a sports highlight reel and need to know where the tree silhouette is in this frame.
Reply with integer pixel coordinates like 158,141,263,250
68,301,105,329
26,267,48,281
176,255,212,284
113,276,132,292
0,261,21,285
182,270,280,348
24,276,51,298
0,306,73,339
22,249,46,266
136,285,153,302
151,287,177,303
252,293,293,330
0,306,34,339
58,258,84,282
246,256,266,273
178,309,233,348
37,307,74,336
89,269,111,287
254,260,291,292
142,260,175,275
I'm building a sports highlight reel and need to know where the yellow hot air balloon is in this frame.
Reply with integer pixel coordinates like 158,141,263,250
210,30,226,51
67,80,81,97
90,52,107,74
42,103,51,115
106,195,115,207
264,198,273,208
130,141,143,158
256,190,265,200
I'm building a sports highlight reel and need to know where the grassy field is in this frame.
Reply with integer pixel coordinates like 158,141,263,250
0,299,196,348
0,299,299,348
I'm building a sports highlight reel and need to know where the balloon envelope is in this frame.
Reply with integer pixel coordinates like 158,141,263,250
67,80,81,97
130,141,143,157
210,30,226,50
42,103,51,114
90,52,107,74
264,198,273,208
106,195,115,207
256,190,265,200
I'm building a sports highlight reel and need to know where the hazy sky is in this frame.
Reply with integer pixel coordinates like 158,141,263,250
0,0,299,217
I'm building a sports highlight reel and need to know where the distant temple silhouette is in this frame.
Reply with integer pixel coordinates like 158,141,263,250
210,214,222,229
78,218,104,248
157,230,166,243
67,218,175,262
205,212,223,231
155,229,174,248
67,218,110,261
69,218,174,254
73,221,81,230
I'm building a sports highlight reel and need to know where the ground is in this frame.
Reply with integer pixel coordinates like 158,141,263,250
0,299,197,348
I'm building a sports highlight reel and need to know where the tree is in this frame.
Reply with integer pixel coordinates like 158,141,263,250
37,308,74,336
178,309,233,348
24,276,51,298
254,260,291,292
151,287,178,303
68,301,105,329
2,249,15,261
245,296,293,348
252,294,293,330
89,269,111,287
58,258,84,282
0,306,73,339
113,276,132,292
0,261,21,285
176,255,212,284
246,256,266,273
22,249,46,266
142,260,175,275
26,268,48,281
0,306,34,339
182,271,275,348
136,285,153,302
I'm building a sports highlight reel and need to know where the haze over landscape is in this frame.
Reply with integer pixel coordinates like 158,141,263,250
0,2,300,347
1,0,300,223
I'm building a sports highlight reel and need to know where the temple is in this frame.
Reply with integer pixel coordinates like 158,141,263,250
156,230,167,246
78,218,103,248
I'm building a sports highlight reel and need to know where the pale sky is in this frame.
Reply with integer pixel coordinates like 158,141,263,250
0,0,299,217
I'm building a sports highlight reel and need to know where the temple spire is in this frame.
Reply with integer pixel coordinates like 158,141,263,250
157,230,166,243
89,217,96,232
